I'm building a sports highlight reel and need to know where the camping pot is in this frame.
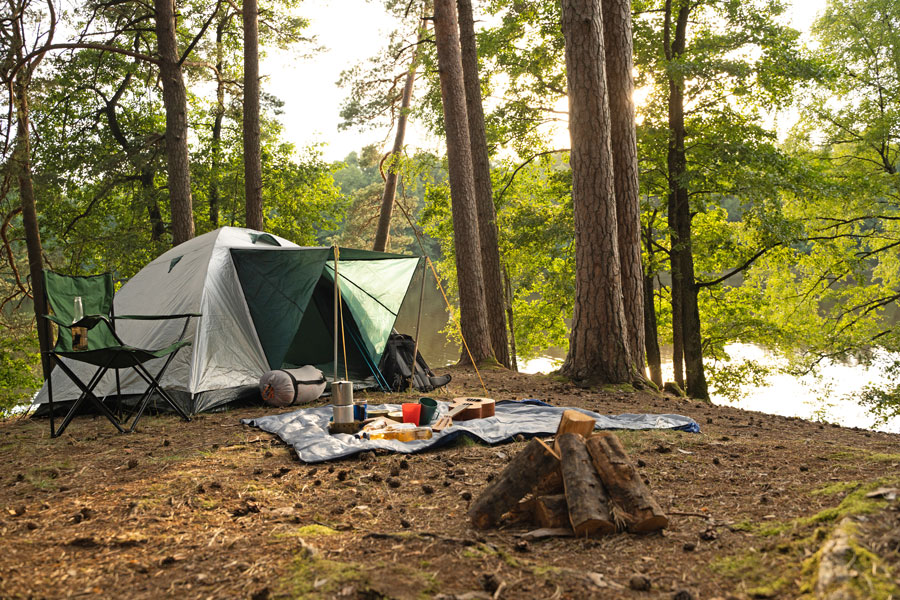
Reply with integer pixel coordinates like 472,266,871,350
333,404,354,424
333,381,354,406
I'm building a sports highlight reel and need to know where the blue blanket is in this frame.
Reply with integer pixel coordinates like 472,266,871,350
242,399,700,463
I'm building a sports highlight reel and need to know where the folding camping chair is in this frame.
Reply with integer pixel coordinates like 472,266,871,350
42,270,197,437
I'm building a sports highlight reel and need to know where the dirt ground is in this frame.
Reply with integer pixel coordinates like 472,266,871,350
2,366,899,599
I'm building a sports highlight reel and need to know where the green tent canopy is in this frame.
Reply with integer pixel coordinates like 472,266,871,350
231,247,421,384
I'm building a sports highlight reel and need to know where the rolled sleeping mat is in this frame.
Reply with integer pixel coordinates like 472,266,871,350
259,365,327,407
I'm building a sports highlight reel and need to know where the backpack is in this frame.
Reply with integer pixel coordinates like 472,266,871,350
379,333,452,392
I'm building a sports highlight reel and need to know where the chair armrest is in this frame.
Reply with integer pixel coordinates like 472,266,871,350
44,313,112,330
115,313,201,321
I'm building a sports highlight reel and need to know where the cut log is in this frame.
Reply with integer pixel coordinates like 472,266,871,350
504,496,537,524
557,433,615,537
469,438,560,529
554,409,595,453
535,494,570,529
586,433,668,533
534,467,564,496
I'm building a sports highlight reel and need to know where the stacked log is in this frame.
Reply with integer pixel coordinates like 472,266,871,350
469,409,668,537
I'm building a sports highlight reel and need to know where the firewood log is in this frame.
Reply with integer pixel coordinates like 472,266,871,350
535,494,570,529
557,433,615,537
553,409,595,454
469,438,560,529
586,433,668,533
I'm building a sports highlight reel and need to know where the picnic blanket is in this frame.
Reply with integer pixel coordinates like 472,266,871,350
242,399,700,463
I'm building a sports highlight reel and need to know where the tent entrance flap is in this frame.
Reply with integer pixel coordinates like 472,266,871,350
232,248,420,384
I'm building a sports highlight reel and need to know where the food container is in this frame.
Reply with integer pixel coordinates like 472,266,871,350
333,404,354,424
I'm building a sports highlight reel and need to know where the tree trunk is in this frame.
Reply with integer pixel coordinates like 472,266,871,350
373,19,423,252
457,0,510,369
210,16,228,228
601,0,645,377
665,0,707,399
154,0,195,246
559,0,632,383
242,0,263,231
432,0,495,364
12,77,51,378
643,273,663,387
503,263,518,371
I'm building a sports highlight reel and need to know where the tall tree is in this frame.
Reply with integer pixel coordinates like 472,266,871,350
242,0,262,230
559,0,633,383
663,0,703,396
432,0,495,364
373,17,424,252
457,0,511,369
154,0,195,245
3,0,54,376
601,0,645,377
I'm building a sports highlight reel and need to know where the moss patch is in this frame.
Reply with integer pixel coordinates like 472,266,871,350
292,524,338,537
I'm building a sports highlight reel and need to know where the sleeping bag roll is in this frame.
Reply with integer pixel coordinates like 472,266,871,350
259,365,326,407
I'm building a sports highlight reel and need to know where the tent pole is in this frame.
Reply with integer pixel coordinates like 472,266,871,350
410,257,427,388
333,246,339,384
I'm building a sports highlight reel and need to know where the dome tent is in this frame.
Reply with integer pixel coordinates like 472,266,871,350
32,227,423,414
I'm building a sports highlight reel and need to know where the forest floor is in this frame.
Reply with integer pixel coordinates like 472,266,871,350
2,366,899,599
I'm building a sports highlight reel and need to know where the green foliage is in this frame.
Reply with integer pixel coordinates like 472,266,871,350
0,325,42,413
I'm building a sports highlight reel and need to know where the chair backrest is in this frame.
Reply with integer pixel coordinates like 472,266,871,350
43,271,118,352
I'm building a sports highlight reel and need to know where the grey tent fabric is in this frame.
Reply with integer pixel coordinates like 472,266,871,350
242,400,700,463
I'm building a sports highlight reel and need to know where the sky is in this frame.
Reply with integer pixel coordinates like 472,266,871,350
262,0,830,163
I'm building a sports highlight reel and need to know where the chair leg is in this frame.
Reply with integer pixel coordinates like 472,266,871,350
126,348,191,432
51,358,125,436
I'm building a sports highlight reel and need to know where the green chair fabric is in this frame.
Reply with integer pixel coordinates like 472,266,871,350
42,270,197,437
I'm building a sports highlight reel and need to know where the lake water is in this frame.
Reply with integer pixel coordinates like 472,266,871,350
393,274,899,434
516,344,900,434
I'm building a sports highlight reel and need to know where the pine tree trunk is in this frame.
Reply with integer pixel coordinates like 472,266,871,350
559,0,633,383
643,273,663,387
12,77,51,378
154,0,195,246
243,0,263,230
210,16,228,228
601,0,645,377
665,1,707,399
433,0,495,364
457,0,510,369
373,20,423,252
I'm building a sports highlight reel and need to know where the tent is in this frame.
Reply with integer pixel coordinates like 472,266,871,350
33,227,425,414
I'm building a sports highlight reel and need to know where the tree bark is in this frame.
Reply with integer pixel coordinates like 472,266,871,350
557,433,615,536
601,0,645,377
432,0,495,364
8,1,51,377
664,0,707,399
559,0,633,383
154,0,195,246
12,75,51,378
586,433,668,532
242,0,263,230
373,19,423,252
643,273,663,387
457,0,510,369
